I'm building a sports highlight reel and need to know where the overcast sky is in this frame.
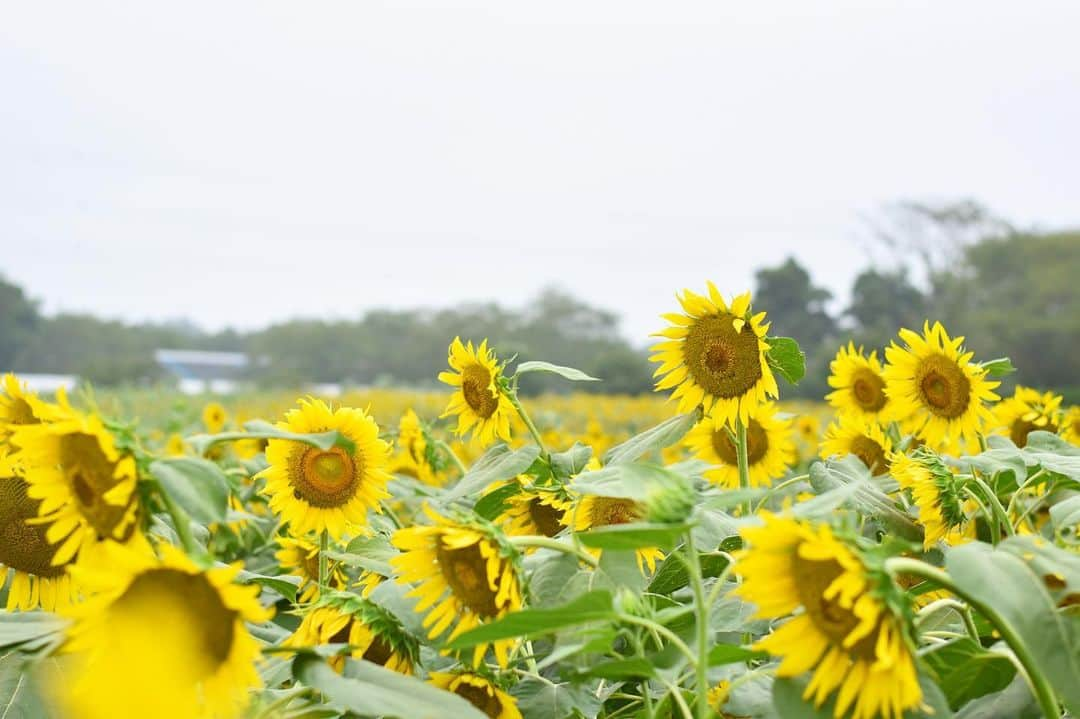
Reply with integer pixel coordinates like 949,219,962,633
2,0,1078,345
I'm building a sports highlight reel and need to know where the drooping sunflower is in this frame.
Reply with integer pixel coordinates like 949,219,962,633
202,402,228,434
287,597,417,674
684,402,795,489
439,338,516,446
1063,406,1080,446
257,398,391,539
735,514,921,719
57,541,271,719
430,672,523,719
391,508,522,667
651,285,779,429
826,343,895,424
992,386,1063,448
571,495,664,573
495,477,572,540
819,417,894,475
891,450,973,549
883,321,1000,453
275,536,348,603
10,402,139,566
0,471,80,611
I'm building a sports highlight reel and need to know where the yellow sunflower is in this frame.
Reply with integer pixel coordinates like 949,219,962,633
391,508,522,667
202,402,228,433
288,600,416,674
796,414,821,444
275,536,348,603
390,409,440,485
819,417,894,476
0,373,54,443
685,402,795,489
439,338,516,446
651,285,779,429
57,541,271,719
826,343,895,424
735,514,921,719
0,471,80,610
891,451,974,550
495,477,572,540
571,495,664,573
1063,406,1080,446
257,398,391,539
10,401,139,566
883,321,1000,453
165,433,187,456
992,386,1063,448
430,672,523,719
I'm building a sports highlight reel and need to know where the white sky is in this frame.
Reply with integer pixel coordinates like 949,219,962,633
2,0,1078,345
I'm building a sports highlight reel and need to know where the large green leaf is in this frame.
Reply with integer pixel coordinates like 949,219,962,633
809,457,922,542
443,443,541,500
954,675,1041,719
921,637,1016,709
765,336,806,385
648,535,741,595
0,613,67,652
233,568,301,603
512,675,602,719
445,591,615,649
549,443,593,479
1049,493,1080,531
571,462,688,502
150,457,229,524
602,411,700,466
576,523,690,551
514,361,599,382
1022,432,1080,482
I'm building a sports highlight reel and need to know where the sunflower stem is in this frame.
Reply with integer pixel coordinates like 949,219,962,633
735,419,752,516
509,535,598,567
683,533,711,719
507,391,547,457
968,474,1015,540
885,557,1061,719
752,474,809,512
435,439,468,477
156,482,204,560
318,530,330,593
1005,468,1048,518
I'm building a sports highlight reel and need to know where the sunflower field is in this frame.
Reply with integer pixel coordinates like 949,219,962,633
2,283,1080,719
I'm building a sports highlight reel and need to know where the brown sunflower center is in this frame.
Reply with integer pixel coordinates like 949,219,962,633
850,369,887,412
527,497,565,537
791,555,879,661
361,633,396,667
915,354,971,419
1010,418,1056,448
60,433,136,540
710,419,768,466
289,445,360,508
461,364,499,419
588,497,641,527
682,315,763,399
454,682,504,719
849,435,889,475
0,476,67,577
114,568,236,673
435,542,499,618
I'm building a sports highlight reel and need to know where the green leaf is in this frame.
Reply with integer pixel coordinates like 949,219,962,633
648,536,740,595
571,462,688,502
187,420,352,456
603,411,700,466
292,653,487,719
576,523,691,551
921,637,1016,709
765,336,806,385
575,657,655,680
0,613,67,652
473,481,521,520
981,357,1016,377
549,443,593,479
445,591,615,649
708,644,766,666
1049,494,1080,531
234,568,301,603
150,457,230,524
514,361,599,382
809,457,923,542
512,676,602,719
1022,432,1080,482
952,447,1029,492
954,675,1041,719
444,443,541,500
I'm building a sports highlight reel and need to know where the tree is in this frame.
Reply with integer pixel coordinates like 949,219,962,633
846,268,925,348
0,275,40,370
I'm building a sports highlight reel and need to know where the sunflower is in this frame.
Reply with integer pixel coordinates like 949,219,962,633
0,471,80,610
495,477,572,539
685,402,795,489
257,398,391,539
288,598,417,674
571,495,664,573
202,402,228,433
735,514,921,719
430,672,522,719
992,386,1063,448
1063,406,1080,446
391,508,522,667
165,433,187,456
57,541,271,719
883,321,1000,453
819,417,894,476
439,338,516,446
10,402,139,566
826,343,895,424
0,373,53,443
796,414,821,444
891,450,973,549
390,409,440,485
651,285,778,429
275,536,348,603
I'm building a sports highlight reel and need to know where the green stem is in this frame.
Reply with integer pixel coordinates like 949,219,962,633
617,614,698,666
318,530,329,593
753,474,810,512
886,558,1060,719
435,439,468,476
157,483,202,559
735,419,752,517
1006,469,1048,517
510,535,599,567
507,391,547,456
963,486,999,545
380,500,404,529
684,534,711,719
916,598,980,641
705,552,738,609
658,676,694,719
969,475,1015,539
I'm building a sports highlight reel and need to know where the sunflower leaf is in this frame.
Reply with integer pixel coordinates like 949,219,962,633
981,357,1016,377
514,361,600,382
150,457,229,524
443,443,541,501
603,410,701,466
921,637,1016,709
577,522,691,550
185,421,351,456
765,336,805,385
445,590,616,648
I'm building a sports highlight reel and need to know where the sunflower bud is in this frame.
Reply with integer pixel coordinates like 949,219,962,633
643,473,697,525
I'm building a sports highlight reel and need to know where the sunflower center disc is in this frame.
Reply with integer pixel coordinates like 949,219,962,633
461,365,499,419
527,498,564,537
848,435,889,475
436,542,499,617
851,369,887,412
293,446,360,508
682,315,763,398
60,433,135,540
915,354,971,419
454,683,504,719
0,476,66,577
589,497,640,526
362,633,396,667
792,556,879,660
1010,418,1055,448
711,420,768,466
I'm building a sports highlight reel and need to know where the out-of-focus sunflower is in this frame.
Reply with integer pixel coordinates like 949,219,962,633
883,321,999,453
391,508,522,667
495,477,572,539
795,414,821,445
275,536,348,603
571,495,664,573
430,672,523,719
390,409,440,485
826,343,895,424
165,433,187,456
57,541,271,719
10,401,139,566
0,472,80,610
202,402,228,433
287,597,417,674
0,373,53,443
651,285,778,429
685,402,795,489
1062,406,1080,446
891,450,973,549
735,514,921,719
819,417,894,476
257,398,391,539
992,386,1063,448
439,338,515,446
